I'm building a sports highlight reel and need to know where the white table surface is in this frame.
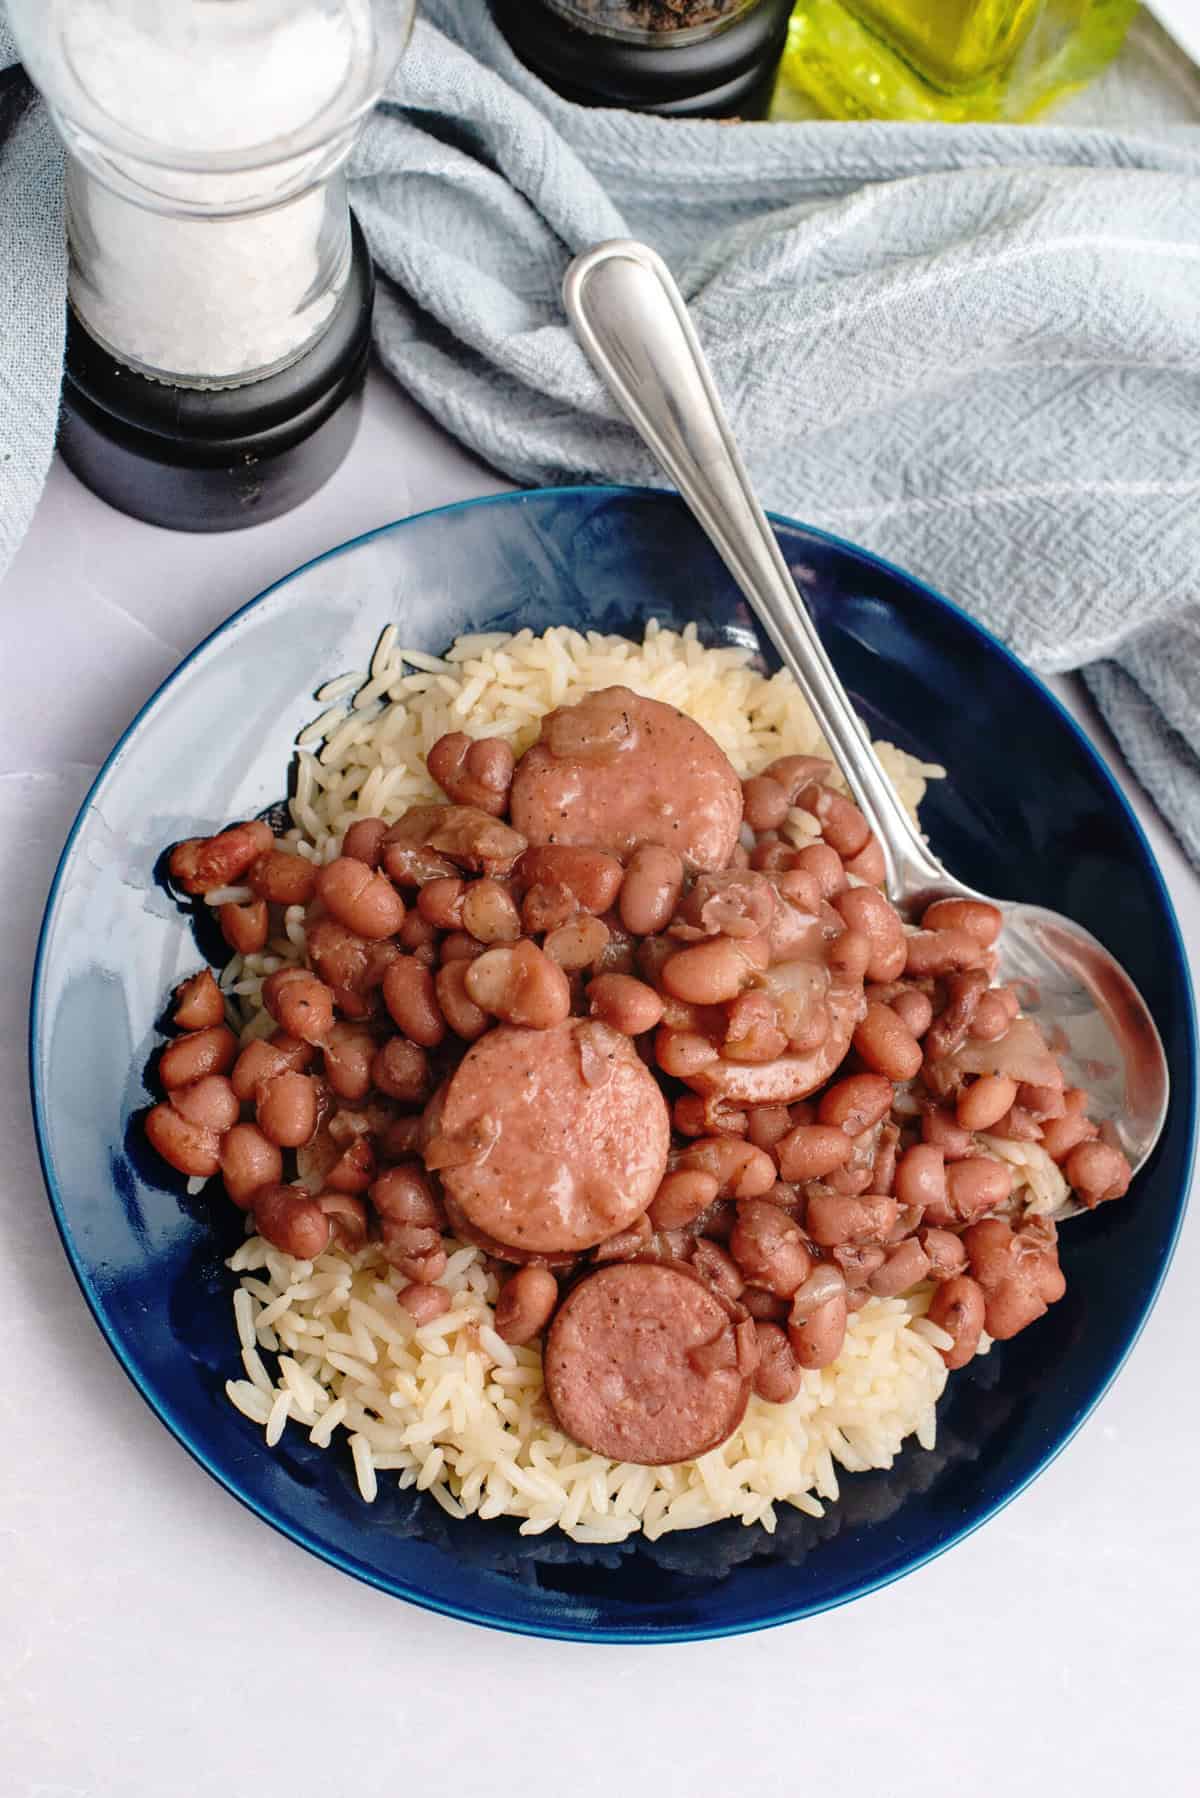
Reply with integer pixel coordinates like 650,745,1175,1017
1,364,1197,1798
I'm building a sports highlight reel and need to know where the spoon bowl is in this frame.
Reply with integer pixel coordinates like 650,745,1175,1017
564,238,1169,1206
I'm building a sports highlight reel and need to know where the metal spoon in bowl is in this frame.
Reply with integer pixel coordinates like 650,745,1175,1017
563,238,1168,1212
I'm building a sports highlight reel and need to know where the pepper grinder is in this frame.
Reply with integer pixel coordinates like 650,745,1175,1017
7,0,414,532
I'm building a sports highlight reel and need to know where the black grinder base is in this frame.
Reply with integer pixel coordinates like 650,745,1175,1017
492,0,794,118
58,213,374,533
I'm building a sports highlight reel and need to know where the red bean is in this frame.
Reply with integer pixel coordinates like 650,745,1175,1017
586,972,664,1036
852,1002,923,1081
752,1321,804,1403
957,1074,1018,1133
397,1282,452,1324
824,1163,872,1197
944,1156,1012,1223
394,1246,450,1286
927,1275,986,1368
1040,1111,1099,1162
434,960,490,1041
321,1022,377,1102
381,955,446,1048
741,775,790,832
654,1027,719,1079
890,988,933,1038
591,1215,654,1264
427,732,515,816
218,899,269,955
790,842,846,899
722,989,787,1064
248,850,317,907
775,1123,852,1182
170,1074,239,1134
842,835,886,885
341,817,388,868
465,940,571,1029
440,930,485,964
746,1104,793,1153
172,969,225,1031
417,877,466,930
379,1115,424,1163
647,1168,720,1230
679,1136,776,1199
921,1106,974,1161
145,1102,221,1177
461,878,521,945
788,1290,848,1370
619,845,685,937
660,937,757,1007
816,1073,893,1136
730,1200,813,1297
834,887,907,984
831,1242,887,1288
253,1185,331,1260
543,915,610,971
806,1192,898,1248
168,819,274,895
788,1261,846,1321
872,1122,900,1197
494,1265,559,1344
314,1192,369,1252
1065,1139,1132,1207
797,782,870,858
894,1143,947,1212
963,1218,1064,1340
868,1237,931,1297
517,846,624,915
826,926,871,984
325,1136,375,1195
922,897,1003,948
920,1227,968,1281
315,857,405,940
924,968,990,1062
372,1163,445,1231
758,755,831,802
905,928,986,978
230,1032,312,1104
691,1239,745,1302
970,990,1012,1041
256,1071,318,1148
371,1037,432,1104
262,969,335,1044
219,1123,283,1208
159,1024,238,1091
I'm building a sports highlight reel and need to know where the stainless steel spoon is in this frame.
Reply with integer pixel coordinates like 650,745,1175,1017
564,238,1168,1207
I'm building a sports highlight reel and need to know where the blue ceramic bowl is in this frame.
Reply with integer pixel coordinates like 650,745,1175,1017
30,486,1195,1642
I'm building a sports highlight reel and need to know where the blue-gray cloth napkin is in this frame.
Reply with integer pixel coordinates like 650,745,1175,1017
3,3,1200,864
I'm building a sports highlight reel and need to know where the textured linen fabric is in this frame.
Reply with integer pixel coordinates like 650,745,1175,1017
2,2,1199,858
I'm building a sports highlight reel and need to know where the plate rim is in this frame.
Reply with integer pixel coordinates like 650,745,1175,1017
27,483,1199,1643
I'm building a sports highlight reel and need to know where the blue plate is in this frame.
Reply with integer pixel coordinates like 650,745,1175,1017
30,486,1195,1642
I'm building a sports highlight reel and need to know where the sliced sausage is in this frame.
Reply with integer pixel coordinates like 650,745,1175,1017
543,1262,753,1464
432,1019,670,1255
509,686,742,871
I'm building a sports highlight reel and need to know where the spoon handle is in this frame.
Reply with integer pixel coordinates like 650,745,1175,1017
564,238,948,908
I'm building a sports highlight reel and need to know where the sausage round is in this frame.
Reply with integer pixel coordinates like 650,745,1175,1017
543,1262,753,1464
508,686,743,871
432,1019,670,1254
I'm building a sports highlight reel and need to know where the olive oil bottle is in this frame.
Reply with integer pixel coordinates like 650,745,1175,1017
779,0,1138,121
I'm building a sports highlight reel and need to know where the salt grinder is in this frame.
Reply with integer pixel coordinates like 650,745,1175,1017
8,1,414,531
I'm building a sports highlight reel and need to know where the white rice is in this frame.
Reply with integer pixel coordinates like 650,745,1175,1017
220,620,953,1539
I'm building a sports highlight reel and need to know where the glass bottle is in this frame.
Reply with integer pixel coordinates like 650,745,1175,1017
779,0,1139,122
